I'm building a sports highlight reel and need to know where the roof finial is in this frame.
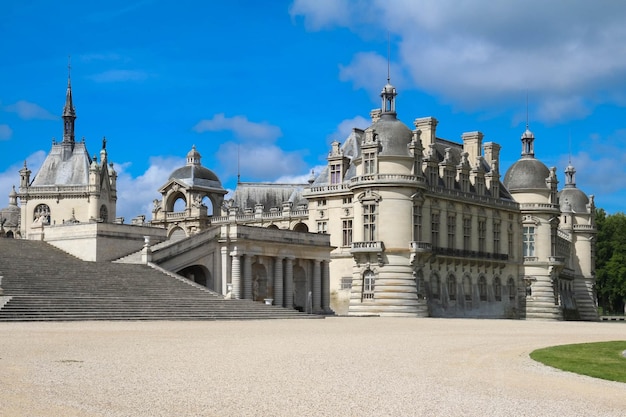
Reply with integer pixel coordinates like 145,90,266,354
387,31,391,84
237,143,241,184
525,90,529,130
568,130,572,165
67,55,72,85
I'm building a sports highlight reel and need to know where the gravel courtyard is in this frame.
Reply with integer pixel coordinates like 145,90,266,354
0,317,625,417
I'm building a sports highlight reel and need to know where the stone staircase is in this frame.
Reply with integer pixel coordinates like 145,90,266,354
0,239,314,321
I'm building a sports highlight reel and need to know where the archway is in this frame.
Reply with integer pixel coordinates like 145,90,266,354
177,265,213,290
252,262,268,301
169,226,186,240
293,223,308,232
293,265,307,312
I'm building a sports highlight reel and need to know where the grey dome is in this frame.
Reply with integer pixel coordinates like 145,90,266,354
559,187,589,213
369,114,413,157
169,165,223,189
503,158,550,192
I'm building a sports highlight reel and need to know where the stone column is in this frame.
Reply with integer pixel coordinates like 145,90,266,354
274,257,284,307
243,254,252,300
284,257,294,310
322,260,331,313
220,246,228,296
312,260,322,313
231,252,241,299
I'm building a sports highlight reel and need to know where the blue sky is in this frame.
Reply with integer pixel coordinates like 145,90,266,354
2,0,626,220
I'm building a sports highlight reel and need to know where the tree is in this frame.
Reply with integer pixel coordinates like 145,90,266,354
595,208,626,314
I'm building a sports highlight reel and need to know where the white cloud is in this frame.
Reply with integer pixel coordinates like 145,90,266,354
88,69,150,83
292,0,626,121
0,124,12,140
114,156,184,221
3,100,57,120
0,151,46,204
328,115,370,142
193,113,282,141
216,141,306,181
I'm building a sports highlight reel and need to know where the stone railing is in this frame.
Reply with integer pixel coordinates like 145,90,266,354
211,210,309,225
351,241,384,253
523,256,539,262
426,186,519,209
432,247,509,261
409,241,432,252
304,183,351,195
519,202,560,211
573,224,596,232
22,185,90,193
350,173,425,187
548,256,565,265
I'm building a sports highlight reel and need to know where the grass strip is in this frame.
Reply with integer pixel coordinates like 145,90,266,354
530,341,626,383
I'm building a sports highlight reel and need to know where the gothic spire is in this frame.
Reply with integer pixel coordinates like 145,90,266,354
62,56,76,143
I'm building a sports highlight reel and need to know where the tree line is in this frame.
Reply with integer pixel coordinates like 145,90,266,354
595,208,626,314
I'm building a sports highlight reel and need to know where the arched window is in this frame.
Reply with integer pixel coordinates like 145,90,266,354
267,224,279,230
362,270,375,301
494,277,502,301
478,276,487,301
464,275,472,301
508,277,516,300
293,223,308,233
33,204,51,224
448,275,456,301
99,205,108,222
431,274,440,300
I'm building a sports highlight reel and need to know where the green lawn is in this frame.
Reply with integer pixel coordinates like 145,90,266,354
530,341,626,383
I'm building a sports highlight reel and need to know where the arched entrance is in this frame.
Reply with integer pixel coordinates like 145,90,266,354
177,265,213,290
252,263,268,301
293,265,307,312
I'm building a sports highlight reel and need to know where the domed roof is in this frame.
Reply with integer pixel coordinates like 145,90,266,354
369,114,413,157
168,146,224,190
559,187,589,213
503,158,550,192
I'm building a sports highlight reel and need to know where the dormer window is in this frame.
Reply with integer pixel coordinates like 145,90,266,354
330,163,342,184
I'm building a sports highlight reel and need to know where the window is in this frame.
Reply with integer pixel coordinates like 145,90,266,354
362,270,375,300
34,204,51,224
448,275,456,301
429,166,438,186
464,276,472,301
447,215,456,249
99,205,108,222
460,174,469,193
508,277,516,300
342,220,353,247
508,226,514,259
330,163,342,184
463,217,471,250
431,274,440,300
493,221,501,254
317,199,327,207
363,203,376,241
363,151,376,175
479,276,487,301
413,205,422,241
445,169,455,189
523,226,535,257
478,219,486,253
317,221,327,234
431,212,440,247
494,277,502,301
342,197,352,205
340,276,352,290
476,178,485,195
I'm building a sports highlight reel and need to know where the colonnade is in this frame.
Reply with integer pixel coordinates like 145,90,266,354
226,251,330,314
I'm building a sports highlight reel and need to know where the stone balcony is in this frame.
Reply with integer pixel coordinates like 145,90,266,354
409,241,433,253
548,256,565,266
351,241,384,253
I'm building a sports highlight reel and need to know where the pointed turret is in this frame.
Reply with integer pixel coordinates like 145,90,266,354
62,59,76,143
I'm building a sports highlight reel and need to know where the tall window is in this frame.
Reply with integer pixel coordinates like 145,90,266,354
342,220,353,247
363,151,376,175
493,221,501,254
431,212,440,247
478,276,487,301
523,226,535,257
445,169,455,189
413,205,422,241
478,219,486,253
508,225,514,259
431,274,440,300
494,277,502,301
363,203,376,241
317,221,327,234
99,205,108,222
448,275,456,301
429,166,438,186
362,270,375,300
463,217,471,251
447,215,456,249
508,277,516,300
330,163,341,184
464,276,472,301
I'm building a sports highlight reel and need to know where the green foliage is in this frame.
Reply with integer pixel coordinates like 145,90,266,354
530,341,626,383
595,208,626,314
